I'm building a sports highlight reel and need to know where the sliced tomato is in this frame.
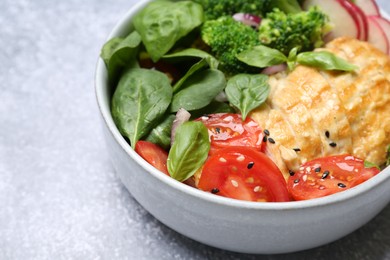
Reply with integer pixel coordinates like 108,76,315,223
196,113,264,155
197,146,290,202
135,141,169,176
287,155,380,201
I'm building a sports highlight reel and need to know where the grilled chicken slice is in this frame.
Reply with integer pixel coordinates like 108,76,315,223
250,37,390,180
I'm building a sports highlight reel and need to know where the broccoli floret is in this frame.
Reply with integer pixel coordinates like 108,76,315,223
193,0,270,20
258,7,331,55
201,16,260,75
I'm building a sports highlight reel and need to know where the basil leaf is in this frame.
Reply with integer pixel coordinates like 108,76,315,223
171,69,226,112
145,114,175,150
267,0,302,14
111,68,173,148
173,58,208,93
167,121,210,182
100,31,142,82
364,161,380,170
163,48,219,69
133,1,203,62
287,46,299,71
236,45,287,68
296,51,358,72
225,74,270,120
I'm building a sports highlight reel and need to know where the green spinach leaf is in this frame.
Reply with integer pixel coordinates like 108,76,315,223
133,1,203,62
236,45,287,68
163,48,219,69
145,114,175,150
167,121,210,182
172,58,208,93
225,74,270,120
190,101,235,119
171,69,226,112
111,68,173,148
296,51,358,72
100,31,142,82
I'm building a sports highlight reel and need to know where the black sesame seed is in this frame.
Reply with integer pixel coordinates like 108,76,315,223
315,167,321,173
263,136,268,142
268,138,276,144
215,127,221,134
211,188,220,194
294,179,300,184
338,183,346,188
321,170,330,179
247,162,255,169
293,148,301,152
289,170,295,176
264,129,270,136
329,142,337,147
325,130,330,138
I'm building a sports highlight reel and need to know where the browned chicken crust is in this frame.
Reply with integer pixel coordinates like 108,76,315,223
250,37,390,180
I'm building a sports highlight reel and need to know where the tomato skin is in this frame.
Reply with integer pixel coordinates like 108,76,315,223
198,146,290,202
135,141,169,176
287,155,380,201
196,113,264,155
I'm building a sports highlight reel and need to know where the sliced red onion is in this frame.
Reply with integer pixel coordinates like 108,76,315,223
233,13,261,29
171,108,191,146
261,63,287,75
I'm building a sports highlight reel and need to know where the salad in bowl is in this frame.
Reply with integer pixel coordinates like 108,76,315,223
96,0,390,253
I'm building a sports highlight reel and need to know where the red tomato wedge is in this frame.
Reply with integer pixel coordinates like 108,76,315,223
198,146,290,202
287,155,380,201
196,113,264,155
135,141,169,176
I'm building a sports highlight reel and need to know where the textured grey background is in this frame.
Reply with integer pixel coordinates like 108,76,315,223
1,0,389,259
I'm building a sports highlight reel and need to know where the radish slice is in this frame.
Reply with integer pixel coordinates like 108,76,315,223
233,13,261,28
367,16,390,54
354,0,380,16
171,108,191,145
303,0,360,40
261,64,287,75
341,0,368,41
370,15,390,55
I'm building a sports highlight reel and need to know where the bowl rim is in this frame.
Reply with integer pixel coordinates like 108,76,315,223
95,0,390,211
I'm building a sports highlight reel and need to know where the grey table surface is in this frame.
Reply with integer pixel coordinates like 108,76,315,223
1,0,390,259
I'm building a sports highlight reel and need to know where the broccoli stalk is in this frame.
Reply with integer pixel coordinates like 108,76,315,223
201,16,260,75
258,7,332,55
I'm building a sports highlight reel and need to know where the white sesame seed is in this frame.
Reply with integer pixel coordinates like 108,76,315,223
305,167,311,173
231,180,239,187
303,175,307,181
237,155,245,162
201,116,209,121
219,157,227,163
253,186,261,192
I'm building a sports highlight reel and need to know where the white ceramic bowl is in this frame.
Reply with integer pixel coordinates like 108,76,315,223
95,0,390,254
